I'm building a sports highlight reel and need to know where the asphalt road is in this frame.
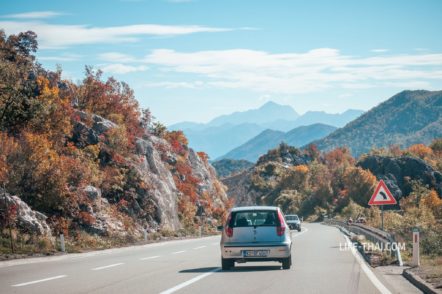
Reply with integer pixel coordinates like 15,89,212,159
0,223,417,294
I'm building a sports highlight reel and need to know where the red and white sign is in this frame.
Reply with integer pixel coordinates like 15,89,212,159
368,180,397,205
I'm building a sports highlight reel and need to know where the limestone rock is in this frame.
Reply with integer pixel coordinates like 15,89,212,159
1,189,52,237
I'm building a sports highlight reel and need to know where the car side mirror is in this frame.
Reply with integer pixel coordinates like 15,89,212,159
216,225,223,231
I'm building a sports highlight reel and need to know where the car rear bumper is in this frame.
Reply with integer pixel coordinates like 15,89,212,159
221,243,291,260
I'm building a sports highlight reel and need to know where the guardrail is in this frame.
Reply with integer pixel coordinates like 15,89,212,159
324,219,403,266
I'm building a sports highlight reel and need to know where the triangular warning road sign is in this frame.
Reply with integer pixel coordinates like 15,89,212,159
368,180,397,205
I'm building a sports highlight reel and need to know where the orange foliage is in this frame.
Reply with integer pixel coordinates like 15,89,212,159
422,190,442,217
31,76,73,149
407,144,433,159
197,152,209,163
293,165,309,174
78,211,96,225
0,132,18,183
78,68,142,146
324,147,355,169
165,131,188,155
343,167,377,206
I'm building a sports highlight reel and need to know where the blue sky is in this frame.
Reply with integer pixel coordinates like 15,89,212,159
2,0,442,125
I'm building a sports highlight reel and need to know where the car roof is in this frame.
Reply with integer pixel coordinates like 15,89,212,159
231,206,279,212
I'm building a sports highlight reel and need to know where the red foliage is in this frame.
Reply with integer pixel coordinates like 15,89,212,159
197,152,209,163
78,211,96,225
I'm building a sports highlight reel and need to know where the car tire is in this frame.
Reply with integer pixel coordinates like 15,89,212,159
222,257,234,270
282,256,291,270
297,228,301,232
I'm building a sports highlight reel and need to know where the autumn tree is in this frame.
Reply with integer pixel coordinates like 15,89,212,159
0,30,41,133
77,67,142,145
407,144,433,159
343,167,377,207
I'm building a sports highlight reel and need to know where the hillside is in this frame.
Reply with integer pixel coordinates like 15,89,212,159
211,159,254,178
0,31,229,251
293,109,364,128
222,141,442,216
312,90,442,156
220,124,336,162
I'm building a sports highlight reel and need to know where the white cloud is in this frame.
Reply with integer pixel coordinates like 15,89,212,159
144,81,204,89
100,64,147,74
3,11,64,19
0,21,233,49
371,48,389,53
99,52,137,63
38,53,82,62
141,48,442,94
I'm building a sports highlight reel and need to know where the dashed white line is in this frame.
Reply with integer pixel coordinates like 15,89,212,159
172,250,185,254
193,246,206,250
91,263,124,271
140,256,160,261
12,275,67,287
159,268,221,294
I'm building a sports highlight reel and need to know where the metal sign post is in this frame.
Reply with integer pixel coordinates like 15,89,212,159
381,205,384,231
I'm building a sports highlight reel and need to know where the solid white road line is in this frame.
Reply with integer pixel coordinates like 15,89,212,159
140,256,160,261
344,235,391,294
159,268,221,294
193,246,206,250
91,263,124,271
172,251,185,254
12,275,67,287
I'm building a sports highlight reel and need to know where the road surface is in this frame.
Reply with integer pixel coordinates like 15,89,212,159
0,223,417,294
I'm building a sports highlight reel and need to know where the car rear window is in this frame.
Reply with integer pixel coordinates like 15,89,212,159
229,210,280,227
286,215,299,221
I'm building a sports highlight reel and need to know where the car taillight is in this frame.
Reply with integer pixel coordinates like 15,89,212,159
225,213,233,237
276,210,286,236
226,227,233,237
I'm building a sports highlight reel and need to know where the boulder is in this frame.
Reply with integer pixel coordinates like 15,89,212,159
72,121,99,148
357,155,442,199
84,185,101,201
92,114,117,134
1,190,52,237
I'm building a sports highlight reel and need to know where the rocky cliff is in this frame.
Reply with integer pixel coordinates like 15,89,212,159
2,110,229,240
357,155,442,201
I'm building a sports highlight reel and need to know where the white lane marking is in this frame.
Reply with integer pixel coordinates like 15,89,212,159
193,246,206,250
159,268,221,294
140,256,160,261
172,250,185,254
344,235,391,294
292,227,309,238
12,275,67,287
91,263,124,271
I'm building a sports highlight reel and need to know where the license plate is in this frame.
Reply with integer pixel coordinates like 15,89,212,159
242,250,269,257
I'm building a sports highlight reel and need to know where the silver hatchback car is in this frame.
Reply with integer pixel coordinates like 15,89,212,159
219,206,292,270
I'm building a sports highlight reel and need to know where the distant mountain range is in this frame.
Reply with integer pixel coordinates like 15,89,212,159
169,101,364,158
219,123,337,162
311,90,442,156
